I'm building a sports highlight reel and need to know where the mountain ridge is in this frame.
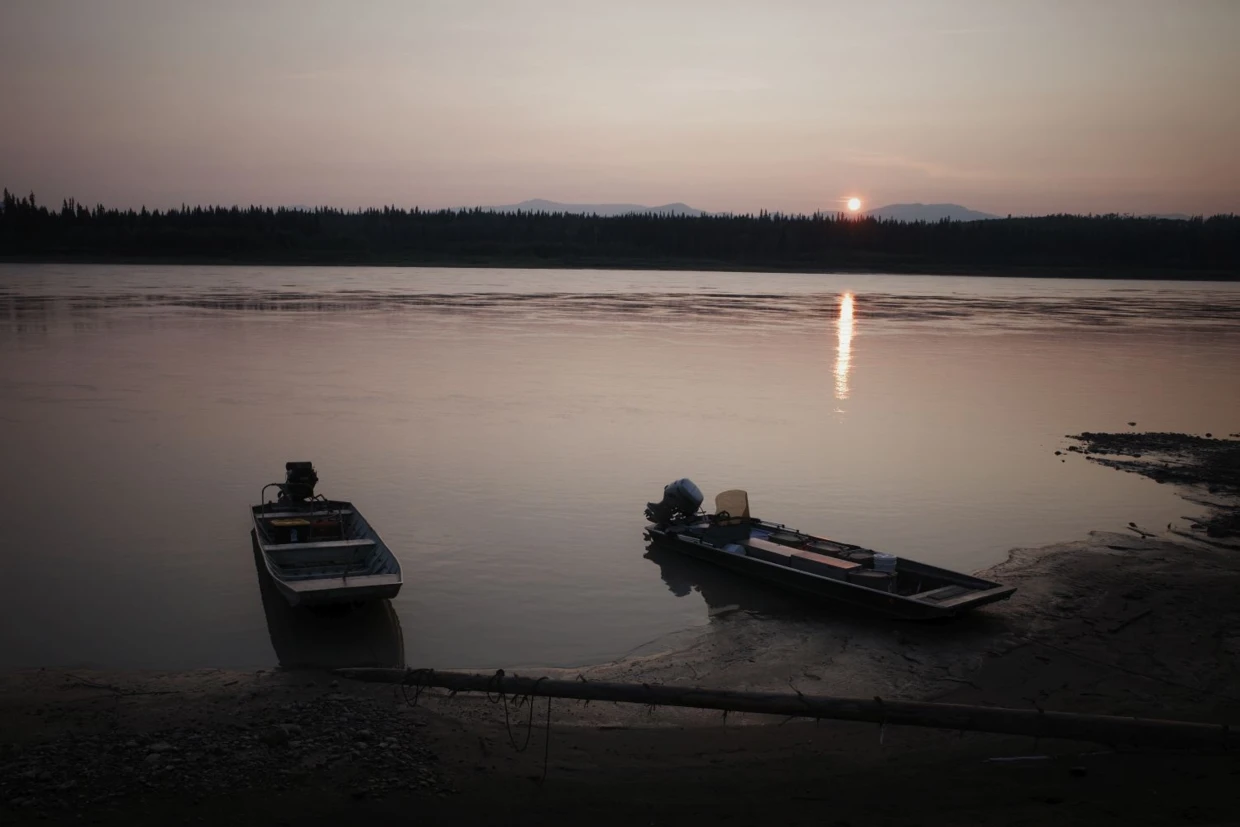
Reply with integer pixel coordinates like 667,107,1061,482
864,203,999,222
480,199,703,217
467,199,1207,221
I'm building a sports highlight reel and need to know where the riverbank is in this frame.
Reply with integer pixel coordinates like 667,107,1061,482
4,195,1238,281
1069,431,1240,543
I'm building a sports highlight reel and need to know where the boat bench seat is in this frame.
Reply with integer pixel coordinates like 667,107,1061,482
263,538,374,552
915,585,972,602
259,509,354,520
789,550,861,581
742,537,797,564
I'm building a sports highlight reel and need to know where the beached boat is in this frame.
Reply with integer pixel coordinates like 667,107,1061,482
251,462,402,607
643,480,1015,619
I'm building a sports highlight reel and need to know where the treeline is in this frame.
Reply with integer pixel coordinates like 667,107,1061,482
2,189,1237,277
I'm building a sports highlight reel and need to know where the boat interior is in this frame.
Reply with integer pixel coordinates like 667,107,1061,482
252,500,398,583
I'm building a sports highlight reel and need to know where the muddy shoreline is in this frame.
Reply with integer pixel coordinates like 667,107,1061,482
4,431,1240,825
1069,431,1240,543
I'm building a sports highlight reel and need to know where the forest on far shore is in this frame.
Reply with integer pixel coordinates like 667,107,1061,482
2,190,1237,278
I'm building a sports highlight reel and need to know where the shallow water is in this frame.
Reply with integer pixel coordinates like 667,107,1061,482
1,264,1237,671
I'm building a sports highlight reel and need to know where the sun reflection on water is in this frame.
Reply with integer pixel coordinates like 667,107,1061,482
835,292,854,400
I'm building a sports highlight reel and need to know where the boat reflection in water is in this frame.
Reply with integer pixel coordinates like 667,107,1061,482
644,541,821,621
251,531,405,669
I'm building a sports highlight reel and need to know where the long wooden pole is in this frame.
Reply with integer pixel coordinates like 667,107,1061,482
337,667,1239,753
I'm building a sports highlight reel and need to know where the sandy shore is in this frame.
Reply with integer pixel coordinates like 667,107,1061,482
4,433,1240,825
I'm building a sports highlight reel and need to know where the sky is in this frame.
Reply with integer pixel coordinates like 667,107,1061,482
1,0,1238,216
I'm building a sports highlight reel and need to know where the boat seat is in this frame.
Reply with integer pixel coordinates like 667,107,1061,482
915,585,972,602
741,536,795,564
262,538,374,552
789,550,861,581
715,490,750,524
260,509,354,520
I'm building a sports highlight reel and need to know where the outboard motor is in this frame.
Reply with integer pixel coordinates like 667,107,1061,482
644,478,704,526
278,461,319,503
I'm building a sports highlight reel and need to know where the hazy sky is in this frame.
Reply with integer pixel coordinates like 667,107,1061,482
2,0,1238,215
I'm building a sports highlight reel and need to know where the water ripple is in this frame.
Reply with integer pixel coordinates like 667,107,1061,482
2,289,1239,333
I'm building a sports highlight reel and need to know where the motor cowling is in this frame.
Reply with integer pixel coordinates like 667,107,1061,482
644,478,704,526
279,461,318,502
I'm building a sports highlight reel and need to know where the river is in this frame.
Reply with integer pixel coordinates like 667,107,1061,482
1,264,1237,670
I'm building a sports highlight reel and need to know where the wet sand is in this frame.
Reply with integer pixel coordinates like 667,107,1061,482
4,434,1240,825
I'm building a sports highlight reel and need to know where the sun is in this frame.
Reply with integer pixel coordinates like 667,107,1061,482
847,197,862,212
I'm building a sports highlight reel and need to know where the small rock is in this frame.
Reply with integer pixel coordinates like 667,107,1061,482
330,680,339,689
144,754,162,765
37,771,52,782
355,730,374,743
149,742,174,753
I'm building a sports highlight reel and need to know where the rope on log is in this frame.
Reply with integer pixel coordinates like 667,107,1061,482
336,667,1240,753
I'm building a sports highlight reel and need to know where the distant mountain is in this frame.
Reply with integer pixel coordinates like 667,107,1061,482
866,203,998,222
480,199,704,217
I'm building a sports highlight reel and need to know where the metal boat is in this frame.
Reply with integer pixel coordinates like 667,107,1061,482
251,462,402,607
644,479,1014,619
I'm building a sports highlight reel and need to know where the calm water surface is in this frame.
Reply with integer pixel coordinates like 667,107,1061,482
1,265,1238,670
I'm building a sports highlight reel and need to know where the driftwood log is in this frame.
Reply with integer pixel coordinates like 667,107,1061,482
337,667,1239,753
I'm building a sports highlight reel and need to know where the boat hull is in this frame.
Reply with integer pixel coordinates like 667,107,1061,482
645,522,1014,620
271,576,403,608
